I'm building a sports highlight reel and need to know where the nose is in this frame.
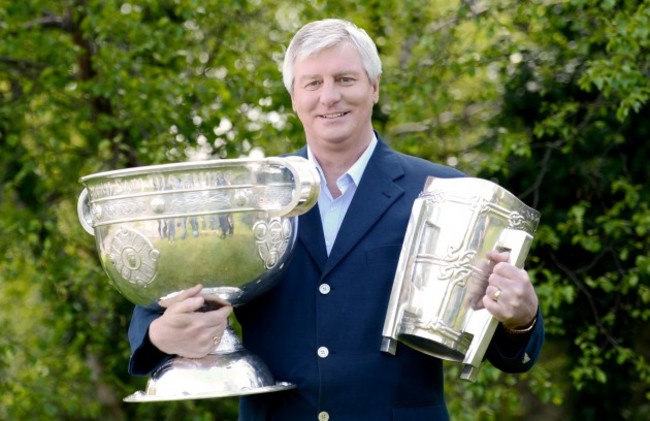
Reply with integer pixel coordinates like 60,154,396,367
320,80,341,106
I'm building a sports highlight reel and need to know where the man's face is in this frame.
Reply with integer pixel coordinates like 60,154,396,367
291,43,379,152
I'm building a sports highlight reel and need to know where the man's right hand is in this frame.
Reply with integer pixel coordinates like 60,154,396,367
149,284,233,358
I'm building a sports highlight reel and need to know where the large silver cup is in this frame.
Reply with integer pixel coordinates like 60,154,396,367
381,176,540,381
77,156,320,401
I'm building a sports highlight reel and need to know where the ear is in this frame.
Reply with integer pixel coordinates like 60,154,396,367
372,75,381,104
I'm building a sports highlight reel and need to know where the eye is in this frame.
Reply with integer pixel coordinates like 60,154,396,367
338,76,355,85
304,80,322,90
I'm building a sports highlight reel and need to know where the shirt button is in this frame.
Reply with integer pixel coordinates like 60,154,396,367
317,346,329,358
318,411,330,421
319,283,331,294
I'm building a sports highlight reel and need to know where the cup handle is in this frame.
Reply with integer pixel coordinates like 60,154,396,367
459,229,534,381
496,229,533,269
77,188,95,236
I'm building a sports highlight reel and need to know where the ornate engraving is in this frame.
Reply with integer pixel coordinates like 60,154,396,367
253,218,292,269
169,191,232,212
421,189,445,203
108,228,160,287
508,211,526,230
87,173,296,225
438,248,476,285
520,207,541,229
103,201,148,221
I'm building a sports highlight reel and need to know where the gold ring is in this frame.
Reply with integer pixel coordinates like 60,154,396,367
212,335,219,344
493,288,502,301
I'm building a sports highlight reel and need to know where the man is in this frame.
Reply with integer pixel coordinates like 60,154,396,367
128,18,544,420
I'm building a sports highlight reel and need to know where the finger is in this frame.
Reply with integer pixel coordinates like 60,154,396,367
215,304,233,319
167,295,206,314
492,263,530,287
473,297,485,310
481,294,505,320
484,285,500,300
487,249,510,263
159,284,203,308
199,303,233,327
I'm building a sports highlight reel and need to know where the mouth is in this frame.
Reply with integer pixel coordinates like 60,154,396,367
318,111,349,119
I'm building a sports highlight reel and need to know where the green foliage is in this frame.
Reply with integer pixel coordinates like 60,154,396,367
468,1,650,419
1,0,649,419
444,360,566,421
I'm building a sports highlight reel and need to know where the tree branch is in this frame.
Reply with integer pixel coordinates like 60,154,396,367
22,13,72,31
519,140,563,208
548,250,620,349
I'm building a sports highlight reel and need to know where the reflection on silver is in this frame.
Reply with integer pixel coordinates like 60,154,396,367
123,326,295,402
381,176,540,382
78,157,320,401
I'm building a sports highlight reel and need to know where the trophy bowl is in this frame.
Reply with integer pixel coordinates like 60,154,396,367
77,156,319,402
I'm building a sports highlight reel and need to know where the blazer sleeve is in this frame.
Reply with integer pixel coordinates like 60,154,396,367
127,304,173,376
484,308,545,373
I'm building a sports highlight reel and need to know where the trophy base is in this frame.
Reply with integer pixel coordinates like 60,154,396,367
124,381,296,402
123,329,296,403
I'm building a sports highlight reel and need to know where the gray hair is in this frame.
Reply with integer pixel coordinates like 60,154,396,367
282,18,383,95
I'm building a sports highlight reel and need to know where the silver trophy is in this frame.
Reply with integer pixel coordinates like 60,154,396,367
77,156,320,402
381,176,540,381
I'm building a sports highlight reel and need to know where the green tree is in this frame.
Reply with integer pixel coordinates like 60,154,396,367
467,1,650,419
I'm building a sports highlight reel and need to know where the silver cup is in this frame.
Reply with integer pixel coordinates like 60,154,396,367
77,156,320,401
381,176,540,381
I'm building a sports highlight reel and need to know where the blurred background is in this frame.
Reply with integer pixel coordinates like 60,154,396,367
1,0,648,419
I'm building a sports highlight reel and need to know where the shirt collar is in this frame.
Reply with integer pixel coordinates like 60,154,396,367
307,133,378,187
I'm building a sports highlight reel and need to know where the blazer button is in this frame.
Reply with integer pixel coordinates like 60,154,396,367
317,346,329,358
318,411,330,421
319,283,331,295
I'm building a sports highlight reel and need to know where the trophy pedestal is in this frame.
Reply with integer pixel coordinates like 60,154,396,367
124,326,295,402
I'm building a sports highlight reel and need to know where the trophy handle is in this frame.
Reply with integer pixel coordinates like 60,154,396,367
77,188,95,236
279,156,321,216
459,229,533,381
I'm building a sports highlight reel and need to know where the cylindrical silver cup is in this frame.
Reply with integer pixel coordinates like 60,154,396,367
381,176,540,381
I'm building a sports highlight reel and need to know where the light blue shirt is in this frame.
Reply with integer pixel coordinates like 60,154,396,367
307,135,378,255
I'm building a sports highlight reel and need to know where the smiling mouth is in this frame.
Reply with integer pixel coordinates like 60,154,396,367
319,112,349,119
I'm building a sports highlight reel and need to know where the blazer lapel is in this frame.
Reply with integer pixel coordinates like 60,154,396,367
289,140,406,277
297,206,328,272
321,141,405,279
293,147,328,271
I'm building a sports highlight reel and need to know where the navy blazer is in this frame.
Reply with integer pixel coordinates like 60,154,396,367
128,136,544,420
